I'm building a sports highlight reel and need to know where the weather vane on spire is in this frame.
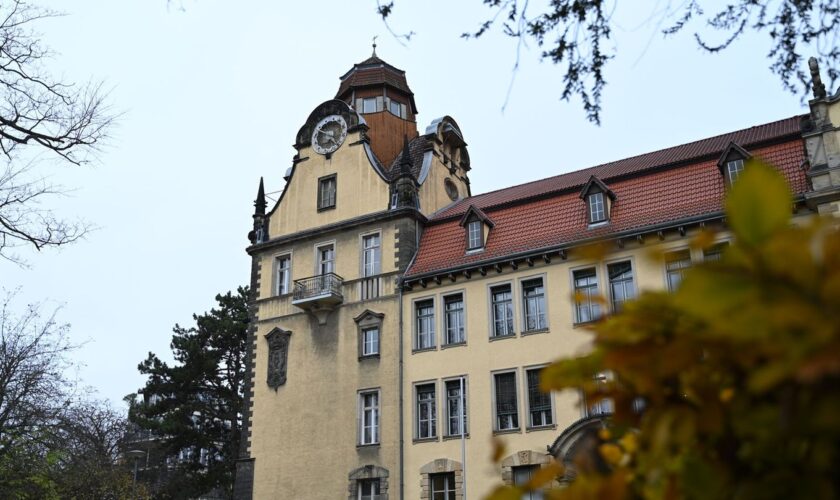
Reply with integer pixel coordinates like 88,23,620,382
372,35,378,56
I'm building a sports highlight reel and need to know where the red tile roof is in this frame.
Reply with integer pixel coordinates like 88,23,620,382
406,117,807,279
432,115,804,220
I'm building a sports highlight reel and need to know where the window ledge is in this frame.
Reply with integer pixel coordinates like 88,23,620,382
443,433,470,441
317,205,336,213
587,220,609,229
358,354,380,362
356,443,380,449
412,437,439,444
492,428,522,436
521,328,549,336
465,247,484,255
441,341,466,350
412,346,437,354
526,424,557,433
573,319,602,328
489,334,517,342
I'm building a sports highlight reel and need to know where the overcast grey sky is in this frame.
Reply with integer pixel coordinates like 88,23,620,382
2,1,806,406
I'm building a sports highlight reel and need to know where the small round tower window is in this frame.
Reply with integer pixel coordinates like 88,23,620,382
444,178,459,201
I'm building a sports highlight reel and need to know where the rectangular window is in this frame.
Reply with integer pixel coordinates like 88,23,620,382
585,373,614,417
467,219,483,249
608,261,635,313
357,479,380,500
588,192,606,223
318,244,335,275
362,233,381,277
317,175,337,210
275,255,291,295
521,278,547,331
361,326,379,357
389,99,401,116
704,242,729,262
573,268,600,323
362,97,377,114
526,368,553,428
513,465,543,500
359,390,379,445
445,378,468,436
415,299,435,350
430,472,456,500
727,159,745,185
490,284,514,337
665,249,692,292
494,372,519,431
444,294,465,345
416,383,437,439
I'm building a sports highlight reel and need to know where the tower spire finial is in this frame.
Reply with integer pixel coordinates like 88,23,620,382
254,177,266,216
372,35,378,57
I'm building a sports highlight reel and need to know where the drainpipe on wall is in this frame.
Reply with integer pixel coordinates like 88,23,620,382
398,284,405,500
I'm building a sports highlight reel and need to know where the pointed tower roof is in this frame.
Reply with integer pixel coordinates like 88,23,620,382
254,177,266,216
398,136,414,178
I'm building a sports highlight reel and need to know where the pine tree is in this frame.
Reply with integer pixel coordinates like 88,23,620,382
130,287,249,499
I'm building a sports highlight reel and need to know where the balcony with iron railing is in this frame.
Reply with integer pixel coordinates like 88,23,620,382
292,272,344,324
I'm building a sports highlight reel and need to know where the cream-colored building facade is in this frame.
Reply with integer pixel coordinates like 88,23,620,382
235,55,840,499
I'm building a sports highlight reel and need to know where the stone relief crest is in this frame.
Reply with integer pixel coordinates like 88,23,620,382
265,328,292,390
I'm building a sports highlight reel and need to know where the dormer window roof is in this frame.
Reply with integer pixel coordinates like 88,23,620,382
717,142,752,186
579,176,616,225
459,205,494,251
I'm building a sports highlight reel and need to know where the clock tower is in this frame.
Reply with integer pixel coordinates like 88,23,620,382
236,52,472,499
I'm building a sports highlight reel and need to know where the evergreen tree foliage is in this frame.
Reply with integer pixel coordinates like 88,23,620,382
130,287,249,499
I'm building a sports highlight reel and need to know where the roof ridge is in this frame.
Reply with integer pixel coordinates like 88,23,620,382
436,114,804,219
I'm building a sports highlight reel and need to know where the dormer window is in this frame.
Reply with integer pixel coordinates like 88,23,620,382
726,159,745,185
579,176,616,225
588,192,606,223
717,142,751,186
467,220,482,250
459,205,495,253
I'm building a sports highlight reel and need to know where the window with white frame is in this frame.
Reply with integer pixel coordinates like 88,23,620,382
359,390,380,445
430,472,456,500
665,249,692,292
521,278,547,331
585,373,614,417
726,159,745,185
357,479,380,500
389,99,401,116
416,383,436,439
704,242,729,262
491,284,514,337
445,377,468,436
362,233,381,277
573,268,601,323
318,244,335,275
318,175,337,210
361,326,379,357
588,192,606,223
275,255,291,295
494,371,519,431
607,261,635,313
467,219,483,250
444,294,465,345
361,97,377,114
526,368,553,428
513,465,544,500
415,299,435,350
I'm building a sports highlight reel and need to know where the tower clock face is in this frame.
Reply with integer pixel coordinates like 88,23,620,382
311,115,348,155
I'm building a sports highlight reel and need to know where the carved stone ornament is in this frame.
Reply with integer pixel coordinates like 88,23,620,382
265,328,292,390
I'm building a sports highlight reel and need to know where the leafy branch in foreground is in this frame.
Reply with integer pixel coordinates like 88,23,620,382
379,1,840,124
488,161,840,498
